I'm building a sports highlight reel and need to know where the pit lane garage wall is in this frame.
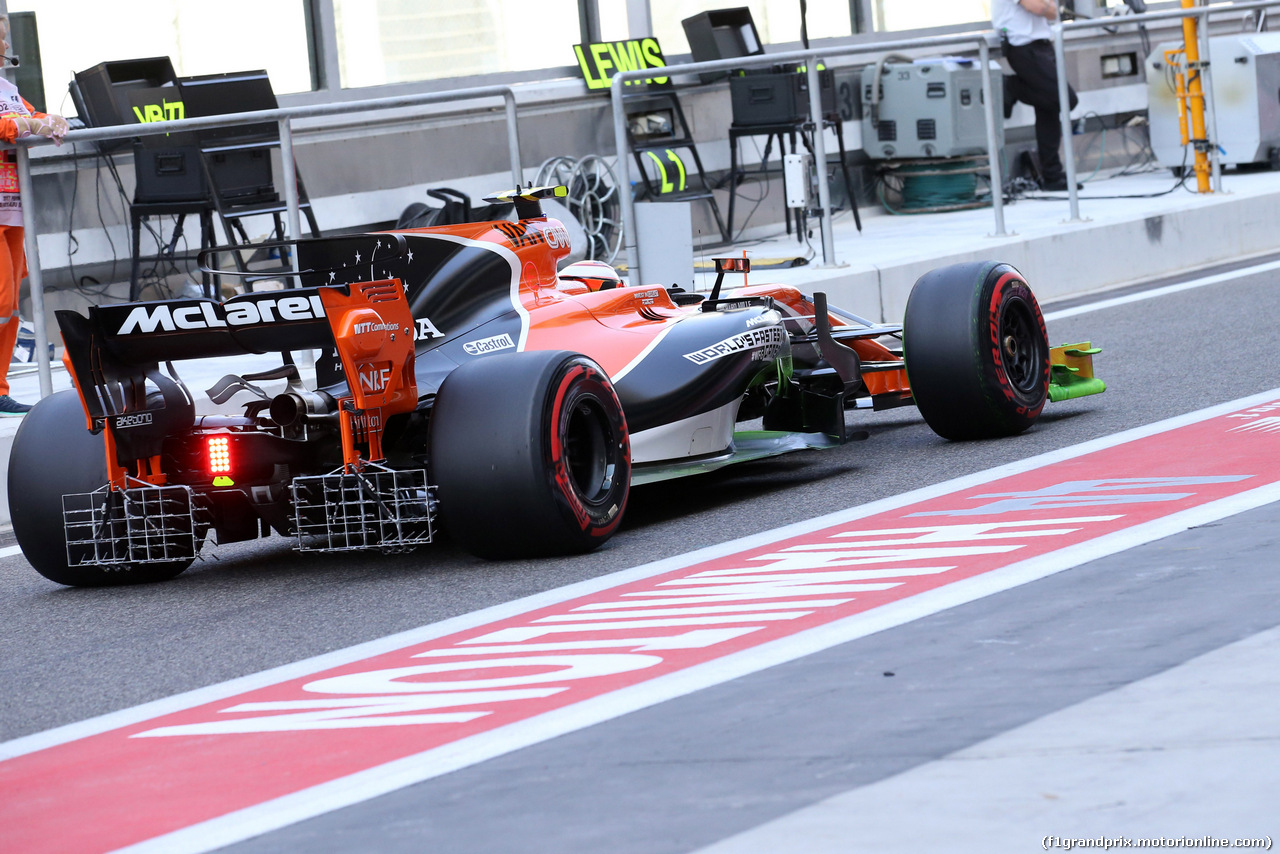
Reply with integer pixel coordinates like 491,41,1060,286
21,17,1170,289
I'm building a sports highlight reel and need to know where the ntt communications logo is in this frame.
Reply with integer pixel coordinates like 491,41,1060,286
353,321,398,335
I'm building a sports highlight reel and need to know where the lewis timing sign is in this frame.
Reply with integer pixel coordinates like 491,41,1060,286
574,38,669,90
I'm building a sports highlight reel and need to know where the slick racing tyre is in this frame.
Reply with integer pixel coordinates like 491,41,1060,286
903,261,1050,440
431,350,630,558
8,390,194,587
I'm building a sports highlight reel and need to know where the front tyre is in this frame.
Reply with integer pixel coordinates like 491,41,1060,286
903,261,1050,440
431,350,630,559
8,390,193,586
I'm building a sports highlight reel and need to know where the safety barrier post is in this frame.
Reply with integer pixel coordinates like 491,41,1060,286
277,116,303,291
805,59,836,266
15,145,53,397
1052,23,1084,221
609,75,639,285
279,117,302,242
503,91,523,188
978,36,1008,237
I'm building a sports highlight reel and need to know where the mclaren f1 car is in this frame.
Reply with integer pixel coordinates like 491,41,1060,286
8,186,1105,586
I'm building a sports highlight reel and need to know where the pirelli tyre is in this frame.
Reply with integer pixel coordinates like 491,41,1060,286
430,350,630,558
903,261,1051,441
8,390,194,586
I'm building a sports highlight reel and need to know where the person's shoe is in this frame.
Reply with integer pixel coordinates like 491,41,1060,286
1041,178,1083,192
0,395,32,416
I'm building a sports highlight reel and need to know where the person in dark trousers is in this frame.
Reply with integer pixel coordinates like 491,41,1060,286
992,0,1079,191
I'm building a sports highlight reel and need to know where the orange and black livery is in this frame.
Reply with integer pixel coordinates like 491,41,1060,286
12,185,1103,587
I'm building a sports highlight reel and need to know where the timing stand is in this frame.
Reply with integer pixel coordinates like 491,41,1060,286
625,91,730,244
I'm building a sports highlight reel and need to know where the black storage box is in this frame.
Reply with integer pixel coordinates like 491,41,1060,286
126,84,206,203
133,147,206,203
179,70,279,203
203,145,274,203
730,67,836,127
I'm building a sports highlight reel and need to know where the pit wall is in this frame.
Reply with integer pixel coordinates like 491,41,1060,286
786,188,1280,325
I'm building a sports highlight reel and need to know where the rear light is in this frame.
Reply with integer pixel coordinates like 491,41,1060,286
207,436,231,475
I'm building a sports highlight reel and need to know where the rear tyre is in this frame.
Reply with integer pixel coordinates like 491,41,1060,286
8,390,193,586
903,261,1050,440
431,350,630,559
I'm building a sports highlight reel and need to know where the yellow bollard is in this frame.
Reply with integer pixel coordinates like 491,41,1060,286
1181,0,1212,193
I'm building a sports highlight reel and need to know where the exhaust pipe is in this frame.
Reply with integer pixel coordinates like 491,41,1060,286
269,389,337,428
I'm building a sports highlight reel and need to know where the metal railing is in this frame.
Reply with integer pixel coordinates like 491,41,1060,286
610,31,1014,286
1054,0,1280,220
10,84,525,397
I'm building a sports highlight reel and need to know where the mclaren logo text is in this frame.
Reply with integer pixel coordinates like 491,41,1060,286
684,326,785,365
463,333,515,356
116,295,327,335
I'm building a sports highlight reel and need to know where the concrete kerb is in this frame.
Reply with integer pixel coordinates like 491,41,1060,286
760,185,1280,324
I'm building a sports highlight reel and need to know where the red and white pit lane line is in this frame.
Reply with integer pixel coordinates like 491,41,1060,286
3,388,1280,854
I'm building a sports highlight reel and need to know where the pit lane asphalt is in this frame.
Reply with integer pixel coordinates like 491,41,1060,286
219,489,1280,854
1,257,1277,842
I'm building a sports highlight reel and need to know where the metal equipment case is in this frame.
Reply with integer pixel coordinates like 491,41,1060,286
860,59,1003,159
1146,33,1280,169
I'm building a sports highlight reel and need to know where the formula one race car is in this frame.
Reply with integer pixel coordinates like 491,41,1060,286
9,186,1105,587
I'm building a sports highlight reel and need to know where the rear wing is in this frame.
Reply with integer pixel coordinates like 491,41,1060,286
59,275,420,482
60,232,415,430
58,287,340,429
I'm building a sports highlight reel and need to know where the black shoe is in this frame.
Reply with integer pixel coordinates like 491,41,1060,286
0,394,32,416
1041,178,1082,192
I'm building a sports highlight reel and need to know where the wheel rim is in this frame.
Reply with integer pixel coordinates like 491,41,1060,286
563,396,619,505
999,296,1044,396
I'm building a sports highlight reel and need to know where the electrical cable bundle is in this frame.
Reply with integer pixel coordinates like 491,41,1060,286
877,157,992,215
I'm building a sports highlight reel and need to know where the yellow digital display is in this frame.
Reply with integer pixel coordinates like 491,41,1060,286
131,99,185,124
